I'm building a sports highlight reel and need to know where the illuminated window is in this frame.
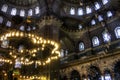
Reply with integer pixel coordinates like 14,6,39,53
1,4,8,12
78,8,83,16
78,24,82,29
20,10,25,17
20,25,25,31
98,15,103,21
35,6,39,14
95,2,101,10
27,26,31,31
104,70,112,80
91,19,96,25
60,49,64,57
79,42,85,51
28,9,33,16
33,27,36,30
6,21,11,27
86,6,92,14
11,8,17,16
107,11,113,17
105,74,112,80
102,0,108,5
0,16,3,23
115,27,120,38
102,31,111,42
65,50,68,56
92,36,100,47
70,7,75,15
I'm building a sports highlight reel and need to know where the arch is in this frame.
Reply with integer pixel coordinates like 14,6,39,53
114,60,120,80
70,70,81,80
114,27,120,38
88,66,101,80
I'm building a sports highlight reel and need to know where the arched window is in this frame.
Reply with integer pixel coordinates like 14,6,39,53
79,42,85,51
60,49,64,58
115,27,120,38
91,19,96,25
0,16,3,24
102,0,109,5
27,26,31,31
78,24,82,29
86,6,92,14
98,15,103,21
6,21,11,27
70,7,75,15
11,8,17,16
107,11,113,17
92,36,100,47
95,2,101,10
1,4,8,12
20,10,25,17
102,31,111,42
28,9,33,16
33,27,36,30
19,25,25,31
78,8,83,16
35,6,40,14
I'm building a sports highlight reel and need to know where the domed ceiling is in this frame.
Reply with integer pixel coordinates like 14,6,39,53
0,0,118,50
0,0,119,79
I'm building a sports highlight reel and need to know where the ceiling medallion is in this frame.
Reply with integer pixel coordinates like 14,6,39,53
0,31,60,66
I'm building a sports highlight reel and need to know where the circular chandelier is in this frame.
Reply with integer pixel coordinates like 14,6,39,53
0,31,60,66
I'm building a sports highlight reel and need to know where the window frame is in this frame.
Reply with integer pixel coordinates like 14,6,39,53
102,31,111,42
79,42,85,51
92,36,100,47
70,7,75,15
1,4,8,13
115,27,120,39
